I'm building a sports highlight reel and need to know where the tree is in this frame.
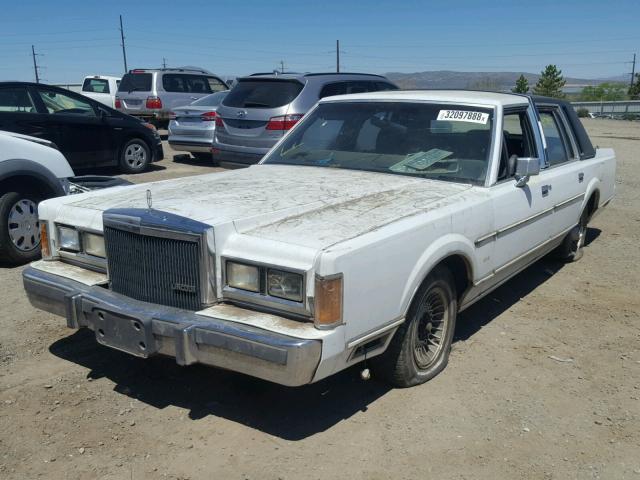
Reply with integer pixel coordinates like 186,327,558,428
533,65,566,98
580,82,626,101
629,73,640,100
512,74,529,93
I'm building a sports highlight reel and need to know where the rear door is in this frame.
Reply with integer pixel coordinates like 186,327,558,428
535,105,587,237
215,78,304,148
160,74,227,110
32,87,115,168
0,85,50,140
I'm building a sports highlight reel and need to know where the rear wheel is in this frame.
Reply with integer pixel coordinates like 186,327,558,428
557,208,589,262
0,191,42,265
373,266,457,387
119,139,151,173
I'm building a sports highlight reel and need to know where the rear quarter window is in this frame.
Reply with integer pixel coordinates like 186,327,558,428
118,73,152,93
222,80,304,109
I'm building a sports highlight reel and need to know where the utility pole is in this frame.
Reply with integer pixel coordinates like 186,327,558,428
119,15,128,73
336,40,340,73
162,57,167,69
31,45,41,83
280,60,285,73
630,53,636,89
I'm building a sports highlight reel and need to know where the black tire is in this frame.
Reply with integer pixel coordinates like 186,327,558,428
557,208,589,262
0,191,43,265
119,138,151,173
192,152,212,161
372,265,457,387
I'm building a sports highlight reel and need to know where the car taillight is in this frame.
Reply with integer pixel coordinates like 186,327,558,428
114,98,122,109
215,115,224,128
169,111,176,120
265,114,303,131
146,96,162,109
201,111,217,121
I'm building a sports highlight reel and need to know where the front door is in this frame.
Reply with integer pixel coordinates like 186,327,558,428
480,107,556,292
31,87,114,168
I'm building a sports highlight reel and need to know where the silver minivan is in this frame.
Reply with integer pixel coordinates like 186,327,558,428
115,67,228,125
213,73,397,164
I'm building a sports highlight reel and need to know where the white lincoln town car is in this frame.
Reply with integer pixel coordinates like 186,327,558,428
23,91,616,387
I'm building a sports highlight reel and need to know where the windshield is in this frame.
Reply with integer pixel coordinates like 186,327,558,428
191,90,228,107
262,102,494,185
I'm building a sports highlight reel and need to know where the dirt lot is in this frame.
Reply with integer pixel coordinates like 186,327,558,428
1,120,639,479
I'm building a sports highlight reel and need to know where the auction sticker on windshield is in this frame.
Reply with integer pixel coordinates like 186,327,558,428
437,110,489,124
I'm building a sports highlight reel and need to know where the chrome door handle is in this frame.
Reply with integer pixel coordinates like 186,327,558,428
541,185,551,197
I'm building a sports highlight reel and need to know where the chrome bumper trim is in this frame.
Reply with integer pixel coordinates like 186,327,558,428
23,267,321,386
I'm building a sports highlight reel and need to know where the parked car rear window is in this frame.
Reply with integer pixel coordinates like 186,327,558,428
263,102,494,185
82,78,110,94
162,74,227,93
191,91,228,107
0,87,37,113
223,79,304,109
118,73,152,93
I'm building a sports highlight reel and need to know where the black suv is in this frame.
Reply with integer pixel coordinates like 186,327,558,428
0,82,164,173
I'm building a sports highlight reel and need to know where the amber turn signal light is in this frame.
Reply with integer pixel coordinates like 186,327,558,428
39,222,51,259
314,274,343,328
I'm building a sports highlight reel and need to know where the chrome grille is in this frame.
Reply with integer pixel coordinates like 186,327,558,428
104,226,203,310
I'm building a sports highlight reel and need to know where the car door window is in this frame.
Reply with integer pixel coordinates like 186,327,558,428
319,82,348,99
186,76,208,94
0,87,37,113
36,89,96,116
538,110,570,167
162,74,187,92
498,111,535,181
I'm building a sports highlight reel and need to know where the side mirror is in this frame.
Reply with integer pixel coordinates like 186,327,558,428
99,109,108,120
514,157,540,187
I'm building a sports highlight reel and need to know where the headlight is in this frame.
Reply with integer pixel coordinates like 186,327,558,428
267,269,303,302
57,226,80,252
83,232,105,258
226,262,260,292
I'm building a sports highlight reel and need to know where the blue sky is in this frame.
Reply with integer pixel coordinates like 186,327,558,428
1,0,638,83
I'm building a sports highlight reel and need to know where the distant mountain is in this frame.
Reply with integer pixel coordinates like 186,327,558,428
384,70,607,91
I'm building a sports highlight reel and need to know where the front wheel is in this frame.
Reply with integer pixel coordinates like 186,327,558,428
119,139,151,173
373,265,457,387
0,191,42,265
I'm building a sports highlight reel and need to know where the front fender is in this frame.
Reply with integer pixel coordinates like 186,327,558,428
399,233,477,316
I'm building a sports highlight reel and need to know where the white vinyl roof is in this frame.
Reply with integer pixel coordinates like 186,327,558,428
320,89,530,108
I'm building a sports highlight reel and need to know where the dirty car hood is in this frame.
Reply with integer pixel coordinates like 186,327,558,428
53,165,473,249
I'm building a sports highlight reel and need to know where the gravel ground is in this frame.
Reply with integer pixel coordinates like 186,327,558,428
0,120,638,479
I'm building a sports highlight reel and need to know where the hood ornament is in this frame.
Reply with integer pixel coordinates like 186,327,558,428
146,189,152,210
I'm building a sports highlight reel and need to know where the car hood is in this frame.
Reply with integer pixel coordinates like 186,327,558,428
43,165,474,249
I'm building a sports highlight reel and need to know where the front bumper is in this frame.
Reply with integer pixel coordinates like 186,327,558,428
23,266,321,386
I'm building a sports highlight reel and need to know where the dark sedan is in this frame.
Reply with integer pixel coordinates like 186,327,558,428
0,82,163,173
